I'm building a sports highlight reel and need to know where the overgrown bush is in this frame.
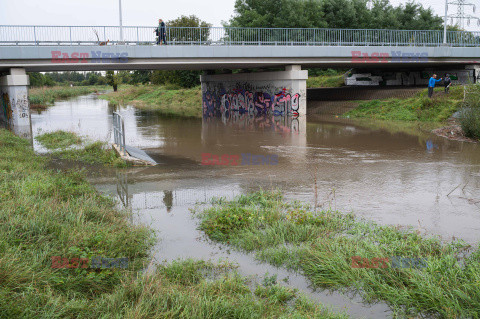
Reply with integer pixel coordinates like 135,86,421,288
459,84,480,140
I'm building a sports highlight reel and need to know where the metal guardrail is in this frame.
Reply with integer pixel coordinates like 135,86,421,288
1,25,480,47
113,112,126,155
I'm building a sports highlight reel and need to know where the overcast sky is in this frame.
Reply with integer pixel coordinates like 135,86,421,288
0,0,479,31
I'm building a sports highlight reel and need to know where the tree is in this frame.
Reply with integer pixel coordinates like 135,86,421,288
167,15,212,44
131,70,152,85
106,71,119,92
28,73,46,87
228,0,444,30
87,72,100,85
150,70,201,88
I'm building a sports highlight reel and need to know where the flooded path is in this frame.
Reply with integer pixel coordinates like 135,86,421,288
31,93,480,318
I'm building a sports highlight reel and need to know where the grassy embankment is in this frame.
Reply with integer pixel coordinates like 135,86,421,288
35,130,127,167
345,85,465,122
100,85,203,118
29,86,107,108
0,129,348,318
196,191,480,318
307,75,345,88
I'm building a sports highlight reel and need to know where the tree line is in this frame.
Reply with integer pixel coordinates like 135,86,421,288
28,70,202,89
228,0,444,30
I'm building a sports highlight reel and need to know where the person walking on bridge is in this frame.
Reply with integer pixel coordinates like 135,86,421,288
428,74,443,98
155,19,167,45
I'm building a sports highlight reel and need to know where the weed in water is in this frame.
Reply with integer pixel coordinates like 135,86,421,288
196,191,480,318
35,130,83,150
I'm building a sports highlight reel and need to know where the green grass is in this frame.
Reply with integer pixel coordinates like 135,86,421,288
195,191,480,318
55,141,128,167
29,86,106,107
36,131,127,167
0,129,348,318
35,130,83,150
345,85,464,122
100,85,202,118
307,75,345,88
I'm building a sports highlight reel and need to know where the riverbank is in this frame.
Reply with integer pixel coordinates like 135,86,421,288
344,85,464,122
196,191,480,318
29,86,107,108
0,129,348,318
100,85,202,118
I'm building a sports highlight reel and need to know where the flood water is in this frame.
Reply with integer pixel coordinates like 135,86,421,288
31,93,480,318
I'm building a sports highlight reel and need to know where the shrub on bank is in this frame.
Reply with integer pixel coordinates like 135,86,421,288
459,84,480,140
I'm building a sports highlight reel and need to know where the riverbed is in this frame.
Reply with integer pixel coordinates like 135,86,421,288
30,93,480,318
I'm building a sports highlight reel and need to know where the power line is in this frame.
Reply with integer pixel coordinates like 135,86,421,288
446,0,480,29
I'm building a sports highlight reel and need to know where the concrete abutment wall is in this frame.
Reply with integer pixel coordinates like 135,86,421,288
0,68,32,139
201,65,308,118
345,65,480,86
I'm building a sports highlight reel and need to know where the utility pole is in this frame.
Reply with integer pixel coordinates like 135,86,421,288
119,0,124,43
444,0,448,44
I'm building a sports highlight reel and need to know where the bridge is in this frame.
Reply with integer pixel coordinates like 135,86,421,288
1,26,480,71
1,26,480,138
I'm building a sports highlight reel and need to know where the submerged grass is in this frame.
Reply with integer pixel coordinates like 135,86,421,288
29,86,106,107
100,85,202,118
0,129,348,318
196,191,480,318
35,131,127,167
35,130,83,150
345,85,464,122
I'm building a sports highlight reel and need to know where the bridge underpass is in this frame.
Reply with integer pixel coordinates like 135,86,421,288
1,26,479,138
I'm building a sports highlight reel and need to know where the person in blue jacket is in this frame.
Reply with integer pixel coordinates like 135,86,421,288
428,74,443,98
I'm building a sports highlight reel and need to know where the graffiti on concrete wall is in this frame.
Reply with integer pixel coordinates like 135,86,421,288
203,83,300,118
1,93,13,122
13,93,30,119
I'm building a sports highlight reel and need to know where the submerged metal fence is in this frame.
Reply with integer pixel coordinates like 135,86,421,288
113,112,126,155
1,25,480,47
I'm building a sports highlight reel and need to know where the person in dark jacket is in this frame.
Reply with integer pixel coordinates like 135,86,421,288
428,74,443,98
444,74,452,94
155,19,167,45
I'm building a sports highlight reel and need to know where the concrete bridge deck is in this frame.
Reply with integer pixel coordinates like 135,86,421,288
1,45,479,72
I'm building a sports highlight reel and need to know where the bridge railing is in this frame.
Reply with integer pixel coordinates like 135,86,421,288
0,25,479,47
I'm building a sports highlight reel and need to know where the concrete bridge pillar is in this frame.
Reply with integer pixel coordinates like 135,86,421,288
201,65,308,118
466,65,480,83
0,68,32,139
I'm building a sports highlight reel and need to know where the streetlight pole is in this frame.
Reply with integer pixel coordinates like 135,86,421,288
119,0,124,43
444,0,448,45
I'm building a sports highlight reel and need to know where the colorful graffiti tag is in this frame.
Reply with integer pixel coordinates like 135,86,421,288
203,88,300,118
1,93,13,122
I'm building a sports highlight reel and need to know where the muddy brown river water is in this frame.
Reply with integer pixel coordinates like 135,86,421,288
31,93,480,318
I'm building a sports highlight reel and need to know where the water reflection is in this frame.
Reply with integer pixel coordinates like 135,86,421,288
99,170,391,318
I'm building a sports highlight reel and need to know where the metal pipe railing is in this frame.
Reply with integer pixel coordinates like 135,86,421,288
113,112,126,155
0,25,479,47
